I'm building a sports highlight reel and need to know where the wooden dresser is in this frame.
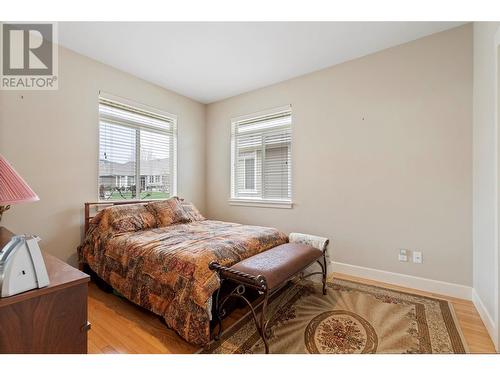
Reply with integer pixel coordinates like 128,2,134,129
0,227,90,354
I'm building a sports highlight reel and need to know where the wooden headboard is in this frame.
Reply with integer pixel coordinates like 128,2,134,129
84,199,165,234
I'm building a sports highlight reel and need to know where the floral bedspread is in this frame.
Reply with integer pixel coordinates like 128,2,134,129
78,218,287,345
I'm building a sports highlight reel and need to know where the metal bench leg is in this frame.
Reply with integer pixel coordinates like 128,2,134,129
322,252,328,295
212,284,267,347
208,262,272,353
214,281,224,340
309,254,328,295
260,290,270,354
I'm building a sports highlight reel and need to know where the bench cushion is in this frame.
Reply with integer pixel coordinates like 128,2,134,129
231,243,323,290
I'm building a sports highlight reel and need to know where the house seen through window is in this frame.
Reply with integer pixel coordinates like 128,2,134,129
98,94,177,201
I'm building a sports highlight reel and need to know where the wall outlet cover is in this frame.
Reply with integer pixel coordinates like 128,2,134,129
413,251,423,264
399,249,408,262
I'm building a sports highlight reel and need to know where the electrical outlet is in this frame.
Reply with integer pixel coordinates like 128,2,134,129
413,251,423,264
398,249,408,262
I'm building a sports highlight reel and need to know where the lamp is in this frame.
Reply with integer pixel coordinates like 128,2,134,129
0,154,39,222
0,154,48,298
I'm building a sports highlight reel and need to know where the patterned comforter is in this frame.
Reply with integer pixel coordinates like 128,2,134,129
78,217,287,346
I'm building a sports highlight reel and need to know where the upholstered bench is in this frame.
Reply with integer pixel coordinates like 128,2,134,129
209,233,329,353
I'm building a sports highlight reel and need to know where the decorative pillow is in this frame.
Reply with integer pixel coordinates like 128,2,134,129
180,201,206,221
146,197,190,227
96,203,158,234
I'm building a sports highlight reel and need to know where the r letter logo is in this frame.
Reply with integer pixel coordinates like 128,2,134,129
1,22,58,90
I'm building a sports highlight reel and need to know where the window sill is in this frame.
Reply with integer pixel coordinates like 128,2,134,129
228,199,293,209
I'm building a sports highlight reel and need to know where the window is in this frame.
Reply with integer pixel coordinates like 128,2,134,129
230,105,292,207
98,93,177,201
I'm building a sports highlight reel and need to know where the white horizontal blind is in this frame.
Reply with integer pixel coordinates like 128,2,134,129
98,95,177,201
231,106,292,202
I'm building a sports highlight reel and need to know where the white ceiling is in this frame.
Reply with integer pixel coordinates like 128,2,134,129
58,22,465,104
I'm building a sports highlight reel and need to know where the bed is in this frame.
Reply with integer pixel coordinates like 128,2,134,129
77,198,287,346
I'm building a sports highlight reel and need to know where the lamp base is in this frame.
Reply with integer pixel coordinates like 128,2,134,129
0,205,10,223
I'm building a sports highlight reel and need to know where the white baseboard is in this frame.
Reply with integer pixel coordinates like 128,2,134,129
472,289,499,351
331,261,472,300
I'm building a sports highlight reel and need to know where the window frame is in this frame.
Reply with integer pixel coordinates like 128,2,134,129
229,105,293,209
97,92,178,202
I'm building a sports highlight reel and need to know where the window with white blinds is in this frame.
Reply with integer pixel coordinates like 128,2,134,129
98,94,177,201
231,106,292,206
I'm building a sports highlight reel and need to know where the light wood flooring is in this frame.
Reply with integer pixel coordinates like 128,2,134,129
87,273,497,354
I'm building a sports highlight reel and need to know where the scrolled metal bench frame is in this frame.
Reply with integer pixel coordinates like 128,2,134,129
209,238,329,354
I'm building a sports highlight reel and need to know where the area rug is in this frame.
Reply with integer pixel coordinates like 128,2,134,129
200,278,468,354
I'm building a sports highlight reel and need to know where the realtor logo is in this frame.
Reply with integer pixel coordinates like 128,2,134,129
1,22,58,90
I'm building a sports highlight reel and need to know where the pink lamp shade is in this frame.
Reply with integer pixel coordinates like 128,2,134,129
0,154,39,206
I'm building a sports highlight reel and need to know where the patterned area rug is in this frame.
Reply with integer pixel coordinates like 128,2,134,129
200,278,468,354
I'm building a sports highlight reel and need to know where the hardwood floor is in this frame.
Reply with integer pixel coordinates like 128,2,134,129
87,273,497,354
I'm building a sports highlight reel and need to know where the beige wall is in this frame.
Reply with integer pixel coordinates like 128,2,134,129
206,25,473,286
472,22,500,349
0,45,206,265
